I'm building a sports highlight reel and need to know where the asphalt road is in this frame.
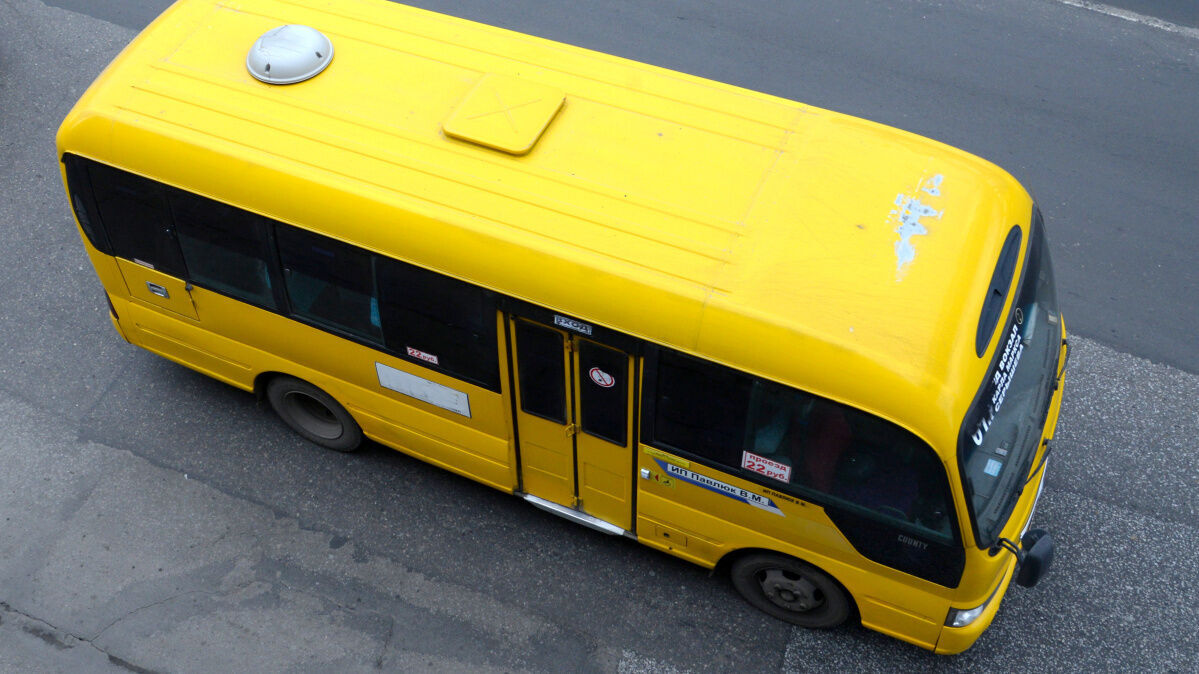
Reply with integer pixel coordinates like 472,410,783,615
2,0,1197,672
44,0,1199,32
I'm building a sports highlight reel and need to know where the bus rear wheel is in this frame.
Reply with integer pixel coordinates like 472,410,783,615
266,376,362,452
730,553,851,628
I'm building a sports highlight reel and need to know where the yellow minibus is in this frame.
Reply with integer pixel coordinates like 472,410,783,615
57,0,1066,653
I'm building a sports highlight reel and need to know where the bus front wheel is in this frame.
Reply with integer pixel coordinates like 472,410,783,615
730,553,851,628
266,376,363,452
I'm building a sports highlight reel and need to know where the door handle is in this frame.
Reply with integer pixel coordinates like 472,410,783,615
146,282,170,299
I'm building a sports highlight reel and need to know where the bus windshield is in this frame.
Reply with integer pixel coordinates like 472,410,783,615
960,213,1060,546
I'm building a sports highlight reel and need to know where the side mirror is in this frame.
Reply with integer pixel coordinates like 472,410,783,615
1015,528,1054,588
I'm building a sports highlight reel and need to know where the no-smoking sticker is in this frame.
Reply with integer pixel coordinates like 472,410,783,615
588,367,615,388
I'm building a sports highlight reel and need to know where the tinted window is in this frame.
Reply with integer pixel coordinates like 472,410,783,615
377,258,499,389
578,341,628,445
87,160,186,277
277,226,381,342
651,350,750,466
515,321,566,422
753,383,952,538
62,155,111,254
649,349,953,541
961,212,1061,545
169,190,277,309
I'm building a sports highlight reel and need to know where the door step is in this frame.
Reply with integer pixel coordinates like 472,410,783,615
521,494,626,536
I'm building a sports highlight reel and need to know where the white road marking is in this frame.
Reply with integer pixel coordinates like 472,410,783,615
1054,0,1199,39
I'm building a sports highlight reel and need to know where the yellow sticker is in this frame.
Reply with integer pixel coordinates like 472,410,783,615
647,472,676,488
643,446,690,468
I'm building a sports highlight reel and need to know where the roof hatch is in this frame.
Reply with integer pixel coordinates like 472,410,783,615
443,73,565,155
246,25,334,85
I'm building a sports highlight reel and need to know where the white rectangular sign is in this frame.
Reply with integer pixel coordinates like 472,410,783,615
553,314,592,335
375,362,471,418
741,450,792,483
405,346,440,365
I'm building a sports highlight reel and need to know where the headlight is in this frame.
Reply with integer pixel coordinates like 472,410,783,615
945,577,1005,628
945,600,990,628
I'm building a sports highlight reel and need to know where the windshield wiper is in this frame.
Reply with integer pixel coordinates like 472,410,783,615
1053,337,1070,391
988,435,1047,539
1023,438,1053,487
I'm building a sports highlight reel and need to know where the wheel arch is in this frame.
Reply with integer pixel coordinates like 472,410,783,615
254,369,369,431
716,547,861,623
253,370,286,401
260,371,364,452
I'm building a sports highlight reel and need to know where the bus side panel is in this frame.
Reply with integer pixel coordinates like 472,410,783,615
79,238,134,342
120,294,253,389
82,242,130,303
116,285,517,490
635,448,946,649
209,292,515,490
349,404,513,492
125,304,253,389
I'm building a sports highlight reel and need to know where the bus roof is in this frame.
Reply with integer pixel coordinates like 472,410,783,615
58,0,1033,447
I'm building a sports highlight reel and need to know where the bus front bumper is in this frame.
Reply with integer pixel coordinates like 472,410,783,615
934,559,1016,655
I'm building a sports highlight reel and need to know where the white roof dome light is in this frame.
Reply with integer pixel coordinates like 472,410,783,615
246,25,334,85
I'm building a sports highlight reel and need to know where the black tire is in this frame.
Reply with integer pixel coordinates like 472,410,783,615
730,553,852,628
266,376,362,452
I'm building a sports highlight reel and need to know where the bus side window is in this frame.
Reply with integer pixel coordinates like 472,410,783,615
743,382,854,494
62,155,112,255
649,350,750,467
276,226,381,343
795,404,953,538
85,160,186,278
647,349,953,539
375,257,500,391
167,189,278,310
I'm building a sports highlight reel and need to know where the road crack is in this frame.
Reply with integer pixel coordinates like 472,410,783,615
88,589,210,642
0,599,164,673
375,615,396,669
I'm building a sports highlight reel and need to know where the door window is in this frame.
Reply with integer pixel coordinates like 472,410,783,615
514,321,567,423
577,340,628,445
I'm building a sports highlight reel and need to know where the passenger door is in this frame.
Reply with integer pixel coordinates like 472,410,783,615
510,316,636,532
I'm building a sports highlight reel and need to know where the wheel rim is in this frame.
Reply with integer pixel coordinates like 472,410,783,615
757,568,824,613
282,391,344,440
